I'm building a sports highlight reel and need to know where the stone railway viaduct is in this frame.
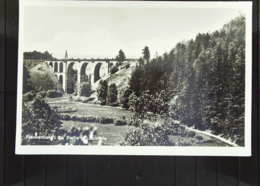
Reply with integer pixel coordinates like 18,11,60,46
45,58,136,94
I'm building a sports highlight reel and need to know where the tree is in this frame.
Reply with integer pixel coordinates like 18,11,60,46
23,66,32,93
138,57,145,66
116,49,126,65
107,83,118,105
142,46,150,64
97,80,108,105
129,66,145,96
24,50,55,60
120,87,132,109
22,97,62,136
126,16,246,145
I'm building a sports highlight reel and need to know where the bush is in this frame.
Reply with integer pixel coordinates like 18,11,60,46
59,114,100,123
85,116,96,122
80,82,91,97
22,97,62,136
110,66,119,74
107,83,118,105
97,80,108,105
125,64,130,69
115,119,127,126
124,123,171,146
128,90,169,120
46,90,63,98
98,117,114,124
23,91,35,102
61,114,71,121
120,87,132,109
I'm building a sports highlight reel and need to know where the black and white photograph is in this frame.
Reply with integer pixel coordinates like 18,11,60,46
16,1,252,156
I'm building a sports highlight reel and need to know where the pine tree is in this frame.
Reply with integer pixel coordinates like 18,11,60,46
142,46,150,64
107,83,118,104
116,49,126,65
97,80,108,105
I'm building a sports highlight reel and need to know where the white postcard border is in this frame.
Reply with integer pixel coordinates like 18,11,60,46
16,0,252,156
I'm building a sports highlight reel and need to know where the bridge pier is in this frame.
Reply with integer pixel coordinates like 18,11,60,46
77,70,81,95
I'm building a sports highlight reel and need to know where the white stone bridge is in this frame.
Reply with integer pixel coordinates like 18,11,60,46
45,58,135,94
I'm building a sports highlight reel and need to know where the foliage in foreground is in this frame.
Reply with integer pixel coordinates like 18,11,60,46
124,121,171,146
22,97,62,137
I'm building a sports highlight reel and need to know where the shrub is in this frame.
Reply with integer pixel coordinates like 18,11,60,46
85,116,96,122
115,119,127,126
98,117,114,124
71,114,79,121
59,114,97,123
125,64,130,69
128,90,169,120
61,114,71,121
107,83,118,105
124,123,170,146
46,90,63,98
80,82,91,97
110,66,119,74
120,87,132,109
22,97,62,136
97,80,108,105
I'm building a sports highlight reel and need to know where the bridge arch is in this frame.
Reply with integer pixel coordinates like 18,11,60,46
66,62,78,94
46,60,111,93
59,75,63,87
54,62,58,72
59,62,63,73
80,62,90,83
94,63,103,83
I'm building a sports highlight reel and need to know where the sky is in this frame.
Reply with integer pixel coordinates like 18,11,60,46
22,3,244,59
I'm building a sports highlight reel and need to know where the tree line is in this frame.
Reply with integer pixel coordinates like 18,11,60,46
24,51,56,60
123,16,245,145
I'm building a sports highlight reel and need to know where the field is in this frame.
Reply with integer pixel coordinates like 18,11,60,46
46,97,232,147
47,97,133,120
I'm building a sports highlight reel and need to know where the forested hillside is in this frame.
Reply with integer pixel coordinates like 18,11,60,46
24,50,55,60
127,16,245,145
